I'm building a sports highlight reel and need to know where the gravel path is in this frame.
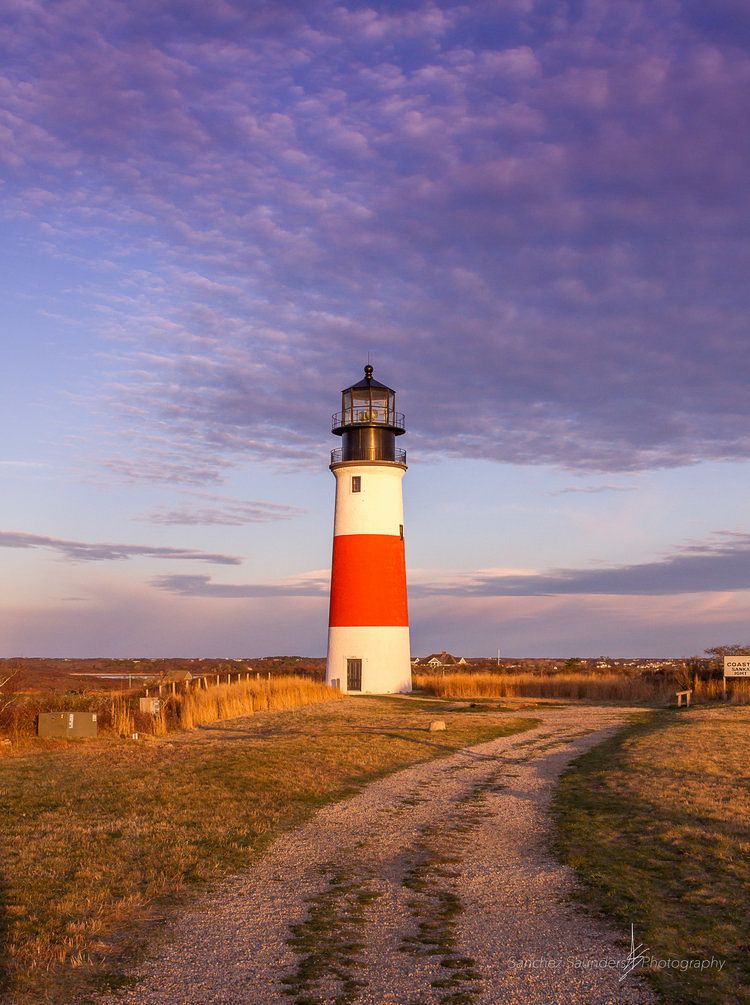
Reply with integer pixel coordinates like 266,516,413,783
102,706,656,1005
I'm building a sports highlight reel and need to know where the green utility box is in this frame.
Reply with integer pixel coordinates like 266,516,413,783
37,711,98,739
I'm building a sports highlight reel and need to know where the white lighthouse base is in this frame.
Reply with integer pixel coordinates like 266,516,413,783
326,626,412,694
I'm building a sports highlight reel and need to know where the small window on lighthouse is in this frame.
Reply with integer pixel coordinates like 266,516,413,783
351,476,361,493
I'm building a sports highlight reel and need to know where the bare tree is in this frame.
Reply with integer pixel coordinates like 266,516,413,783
705,644,750,658
0,667,19,719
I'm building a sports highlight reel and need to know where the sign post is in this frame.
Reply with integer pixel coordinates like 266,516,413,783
723,655,750,700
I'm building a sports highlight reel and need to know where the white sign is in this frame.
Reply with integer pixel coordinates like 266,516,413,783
724,656,750,677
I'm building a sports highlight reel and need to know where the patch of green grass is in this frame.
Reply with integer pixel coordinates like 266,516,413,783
398,765,515,1003
282,864,377,1004
553,707,750,1005
90,971,140,993
0,697,536,1003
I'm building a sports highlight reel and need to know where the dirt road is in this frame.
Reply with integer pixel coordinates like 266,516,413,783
103,706,656,1004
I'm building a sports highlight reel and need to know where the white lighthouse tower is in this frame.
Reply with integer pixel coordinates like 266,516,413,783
325,365,412,694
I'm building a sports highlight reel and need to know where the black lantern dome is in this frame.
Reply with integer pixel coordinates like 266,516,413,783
331,365,406,465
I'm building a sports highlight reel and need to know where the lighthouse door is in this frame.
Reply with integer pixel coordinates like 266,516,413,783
346,659,362,691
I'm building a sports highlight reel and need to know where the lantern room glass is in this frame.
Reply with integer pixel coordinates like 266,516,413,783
341,385,395,427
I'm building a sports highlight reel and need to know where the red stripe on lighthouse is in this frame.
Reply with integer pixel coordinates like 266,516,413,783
329,534,408,627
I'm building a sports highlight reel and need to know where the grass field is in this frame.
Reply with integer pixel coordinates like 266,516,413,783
415,670,750,704
0,693,536,1004
554,706,750,1004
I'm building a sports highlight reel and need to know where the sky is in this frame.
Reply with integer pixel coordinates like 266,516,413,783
1,0,749,658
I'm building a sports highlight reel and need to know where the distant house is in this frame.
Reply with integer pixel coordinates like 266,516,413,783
167,670,193,683
422,651,468,668
143,668,195,697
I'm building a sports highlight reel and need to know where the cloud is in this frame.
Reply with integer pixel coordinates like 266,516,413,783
0,530,241,565
0,577,330,658
0,460,49,468
4,1,750,480
151,571,329,597
138,491,305,525
100,452,237,486
408,591,750,658
150,530,750,602
417,532,750,598
551,484,635,495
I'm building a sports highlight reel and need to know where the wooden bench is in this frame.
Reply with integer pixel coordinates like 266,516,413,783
675,689,692,707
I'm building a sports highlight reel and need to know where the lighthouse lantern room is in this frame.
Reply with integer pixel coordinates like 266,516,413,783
326,365,412,694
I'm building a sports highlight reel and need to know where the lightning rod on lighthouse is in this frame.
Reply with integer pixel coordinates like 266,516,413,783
326,365,412,694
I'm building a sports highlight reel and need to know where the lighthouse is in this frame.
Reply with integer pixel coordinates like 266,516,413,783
326,365,412,694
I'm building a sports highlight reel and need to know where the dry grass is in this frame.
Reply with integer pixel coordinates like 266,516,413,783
0,694,536,1003
554,707,750,1004
691,677,750,703
109,697,135,738
176,676,341,730
415,671,672,702
415,671,750,704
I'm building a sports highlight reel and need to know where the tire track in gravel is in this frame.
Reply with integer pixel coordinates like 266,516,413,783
101,707,656,1005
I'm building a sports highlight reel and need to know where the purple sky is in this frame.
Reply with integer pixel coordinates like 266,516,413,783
1,1,749,656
